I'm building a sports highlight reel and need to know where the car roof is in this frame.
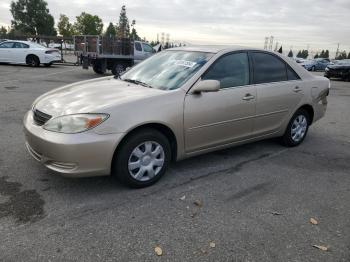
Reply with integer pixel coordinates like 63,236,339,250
2,40,32,44
170,45,268,54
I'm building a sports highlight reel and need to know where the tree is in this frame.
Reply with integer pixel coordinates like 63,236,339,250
287,50,293,57
301,49,309,59
57,14,74,37
314,53,319,59
73,12,103,35
320,50,325,58
278,46,283,54
324,50,329,58
0,26,7,38
116,5,130,38
130,28,141,40
104,22,116,37
336,50,347,60
10,0,56,35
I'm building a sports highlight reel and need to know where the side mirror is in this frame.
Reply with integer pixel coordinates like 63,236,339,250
191,80,220,94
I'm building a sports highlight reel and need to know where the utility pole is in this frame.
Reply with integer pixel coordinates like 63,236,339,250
264,37,269,49
335,43,340,58
268,36,274,50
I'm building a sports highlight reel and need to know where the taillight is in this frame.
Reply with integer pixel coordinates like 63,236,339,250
45,49,58,54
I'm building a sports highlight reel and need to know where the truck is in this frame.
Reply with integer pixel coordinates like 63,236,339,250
74,35,156,75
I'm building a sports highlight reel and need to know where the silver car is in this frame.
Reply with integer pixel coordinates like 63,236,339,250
24,46,330,187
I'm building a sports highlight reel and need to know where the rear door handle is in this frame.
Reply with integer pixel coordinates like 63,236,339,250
242,94,255,101
293,86,302,93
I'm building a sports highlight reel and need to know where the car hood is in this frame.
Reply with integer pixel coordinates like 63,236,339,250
327,64,350,69
34,77,165,116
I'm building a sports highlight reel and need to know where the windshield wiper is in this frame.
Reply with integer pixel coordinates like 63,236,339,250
123,78,153,88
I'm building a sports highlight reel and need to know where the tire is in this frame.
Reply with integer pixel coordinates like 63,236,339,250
93,64,105,74
112,128,171,188
282,109,310,147
311,66,316,71
111,63,125,76
26,55,40,67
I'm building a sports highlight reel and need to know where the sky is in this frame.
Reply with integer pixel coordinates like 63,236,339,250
1,0,350,56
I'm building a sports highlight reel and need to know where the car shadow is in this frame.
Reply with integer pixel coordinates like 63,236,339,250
0,63,75,69
38,138,282,197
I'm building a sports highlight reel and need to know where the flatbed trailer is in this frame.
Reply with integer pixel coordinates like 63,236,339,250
74,35,154,75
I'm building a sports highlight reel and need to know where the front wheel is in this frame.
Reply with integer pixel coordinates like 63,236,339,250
282,109,310,147
112,129,171,188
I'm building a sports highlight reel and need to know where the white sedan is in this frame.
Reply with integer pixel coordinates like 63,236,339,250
0,40,61,67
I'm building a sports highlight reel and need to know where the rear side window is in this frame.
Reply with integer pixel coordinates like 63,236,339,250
287,66,300,80
252,52,287,84
135,42,142,51
0,42,14,48
13,42,29,48
202,52,249,89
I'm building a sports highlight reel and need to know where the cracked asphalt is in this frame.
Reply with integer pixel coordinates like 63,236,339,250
0,64,349,261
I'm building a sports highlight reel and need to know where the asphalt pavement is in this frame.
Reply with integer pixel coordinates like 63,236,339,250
0,64,349,261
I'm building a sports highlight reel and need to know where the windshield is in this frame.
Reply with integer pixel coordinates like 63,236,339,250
121,50,214,90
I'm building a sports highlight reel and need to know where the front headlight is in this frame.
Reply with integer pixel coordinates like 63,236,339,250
43,114,109,134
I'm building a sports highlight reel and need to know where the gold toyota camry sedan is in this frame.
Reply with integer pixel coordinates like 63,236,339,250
24,46,330,187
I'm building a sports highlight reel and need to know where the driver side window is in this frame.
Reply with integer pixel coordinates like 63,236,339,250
202,52,249,89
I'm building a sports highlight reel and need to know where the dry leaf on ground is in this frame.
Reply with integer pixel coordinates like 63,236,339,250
312,245,328,251
271,211,282,216
310,218,318,225
154,246,163,256
209,241,216,248
179,195,186,201
194,200,203,207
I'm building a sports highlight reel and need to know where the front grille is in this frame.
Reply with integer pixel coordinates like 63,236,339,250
33,109,52,126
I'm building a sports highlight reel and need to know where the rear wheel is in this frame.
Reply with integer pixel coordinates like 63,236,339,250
26,55,40,67
93,64,105,74
112,129,171,188
111,63,125,76
282,109,310,147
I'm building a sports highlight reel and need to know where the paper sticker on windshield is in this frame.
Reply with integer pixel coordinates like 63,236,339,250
174,60,196,68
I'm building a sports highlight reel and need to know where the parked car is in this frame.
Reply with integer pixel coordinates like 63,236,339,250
325,59,350,81
294,58,306,63
0,40,61,67
24,46,330,188
301,58,330,71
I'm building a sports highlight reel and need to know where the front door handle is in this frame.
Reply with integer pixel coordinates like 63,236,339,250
242,94,255,101
293,86,302,93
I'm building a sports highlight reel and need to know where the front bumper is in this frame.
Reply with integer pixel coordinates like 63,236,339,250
324,69,349,79
44,54,62,64
23,111,124,177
